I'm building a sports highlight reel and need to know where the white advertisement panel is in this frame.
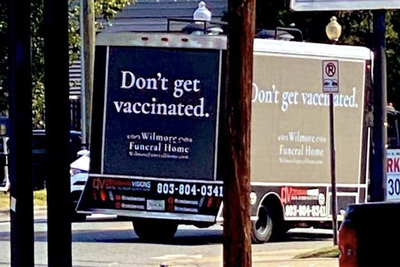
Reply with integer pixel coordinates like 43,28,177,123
386,149,400,201
291,0,400,11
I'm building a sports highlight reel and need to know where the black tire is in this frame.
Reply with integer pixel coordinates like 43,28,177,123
251,205,273,244
72,213,87,222
70,201,87,222
133,219,178,242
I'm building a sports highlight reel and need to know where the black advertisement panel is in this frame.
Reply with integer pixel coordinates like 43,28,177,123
102,47,221,180
252,185,329,218
78,176,223,217
279,186,328,218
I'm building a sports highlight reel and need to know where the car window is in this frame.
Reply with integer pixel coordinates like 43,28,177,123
388,112,400,149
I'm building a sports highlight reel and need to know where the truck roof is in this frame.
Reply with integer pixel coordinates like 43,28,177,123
96,32,227,50
254,39,373,60
96,32,372,61
254,38,373,61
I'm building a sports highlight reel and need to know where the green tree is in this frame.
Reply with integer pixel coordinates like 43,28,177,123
0,0,133,128
386,11,400,106
337,11,400,107
0,1,9,115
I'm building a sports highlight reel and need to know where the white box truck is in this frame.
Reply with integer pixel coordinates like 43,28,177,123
77,31,373,243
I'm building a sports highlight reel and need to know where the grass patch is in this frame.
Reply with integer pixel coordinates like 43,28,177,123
33,190,47,206
0,191,9,208
294,246,340,259
0,189,47,209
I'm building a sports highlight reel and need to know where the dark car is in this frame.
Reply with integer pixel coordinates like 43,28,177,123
0,128,82,190
387,105,400,148
339,202,400,267
31,129,82,189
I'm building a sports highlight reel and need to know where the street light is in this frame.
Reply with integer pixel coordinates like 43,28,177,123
326,16,342,43
193,1,211,22
325,16,341,246
182,1,223,35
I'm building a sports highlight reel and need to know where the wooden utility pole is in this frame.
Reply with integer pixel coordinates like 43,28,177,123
223,0,255,266
80,0,95,148
371,10,387,202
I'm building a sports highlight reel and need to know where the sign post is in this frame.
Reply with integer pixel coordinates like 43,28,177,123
323,60,339,245
43,0,72,265
8,0,34,265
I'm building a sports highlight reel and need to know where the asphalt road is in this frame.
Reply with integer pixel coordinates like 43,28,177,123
0,211,338,267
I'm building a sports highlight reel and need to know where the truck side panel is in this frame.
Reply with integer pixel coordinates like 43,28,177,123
251,51,367,185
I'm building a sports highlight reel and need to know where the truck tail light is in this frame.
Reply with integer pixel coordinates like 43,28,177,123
206,197,214,208
339,222,358,267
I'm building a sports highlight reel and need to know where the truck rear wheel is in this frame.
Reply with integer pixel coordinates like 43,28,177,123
133,219,178,242
251,205,273,243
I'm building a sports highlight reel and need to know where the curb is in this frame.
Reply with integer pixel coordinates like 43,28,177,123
0,206,47,214
0,208,8,215
0,206,47,223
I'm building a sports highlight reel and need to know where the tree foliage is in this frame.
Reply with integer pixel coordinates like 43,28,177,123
0,2,9,115
0,0,132,128
1,1,400,128
69,0,134,63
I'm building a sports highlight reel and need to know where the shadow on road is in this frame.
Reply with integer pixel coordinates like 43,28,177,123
0,228,332,246
0,215,333,245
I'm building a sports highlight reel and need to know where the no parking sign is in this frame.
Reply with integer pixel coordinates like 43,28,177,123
322,60,339,94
